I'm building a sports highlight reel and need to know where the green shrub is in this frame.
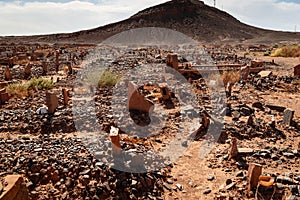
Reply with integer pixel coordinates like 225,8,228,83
27,77,54,90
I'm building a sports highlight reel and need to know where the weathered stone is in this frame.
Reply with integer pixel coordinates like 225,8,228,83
46,91,59,114
247,163,262,192
238,148,254,154
0,88,9,103
252,102,264,110
24,63,31,79
283,108,294,126
62,88,69,105
240,65,250,80
166,54,178,70
110,126,121,157
203,188,211,194
128,82,154,113
0,175,29,200
4,66,12,81
266,104,286,112
258,70,272,78
42,61,48,76
294,65,300,77
230,138,238,159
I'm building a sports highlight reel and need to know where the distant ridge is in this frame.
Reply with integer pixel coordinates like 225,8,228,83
1,0,299,44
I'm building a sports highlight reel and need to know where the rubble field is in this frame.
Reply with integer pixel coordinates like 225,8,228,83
0,43,299,200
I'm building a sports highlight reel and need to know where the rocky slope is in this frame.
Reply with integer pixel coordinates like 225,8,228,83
1,0,299,44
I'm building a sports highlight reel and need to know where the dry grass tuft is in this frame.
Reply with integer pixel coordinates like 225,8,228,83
271,45,300,57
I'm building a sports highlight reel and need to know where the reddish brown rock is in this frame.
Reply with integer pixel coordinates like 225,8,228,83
166,54,179,70
0,175,29,200
240,65,250,80
4,66,12,81
46,91,59,114
128,82,154,113
230,137,238,159
62,88,69,105
294,64,300,77
247,163,262,193
24,63,31,79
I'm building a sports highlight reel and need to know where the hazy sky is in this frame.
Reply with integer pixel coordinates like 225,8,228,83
0,0,299,36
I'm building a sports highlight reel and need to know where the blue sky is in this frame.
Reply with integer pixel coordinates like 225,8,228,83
0,0,299,36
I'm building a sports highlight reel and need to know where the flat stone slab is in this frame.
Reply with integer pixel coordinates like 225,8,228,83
238,148,254,154
258,70,272,78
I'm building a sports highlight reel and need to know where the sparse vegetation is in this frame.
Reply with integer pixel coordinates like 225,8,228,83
6,77,54,98
271,45,300,57
6,83,29,98
98,70,120,87
263,51,271,56
222,70,241,85
27,77,54,90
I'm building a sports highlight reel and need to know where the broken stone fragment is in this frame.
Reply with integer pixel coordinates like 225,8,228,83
24,63,31,79
128,82,154,113
238,148,254,154
0,175,29,200
229,138,238,159
294,65,300,77
62,88,69,105
166,54,179,70
258,70,272,78
283,108,294,126
247,163,262,193
46,91,59,114
4,66,13,81
110,126,121,157
240,65,250,80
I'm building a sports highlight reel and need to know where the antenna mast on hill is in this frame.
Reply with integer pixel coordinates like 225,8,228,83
214,0,216,7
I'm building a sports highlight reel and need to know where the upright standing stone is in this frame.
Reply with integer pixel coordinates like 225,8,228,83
294,65,300,77
24,63,31,79
166,54,179,70
67,62,72,76
283,108,294,126
46,91,59,114
230,137,238,159
110,126,121,157
0,88,9,104
42,61,48,76
55,50,60,72
247,163,262,193
62,88,69,105
4,66,13,81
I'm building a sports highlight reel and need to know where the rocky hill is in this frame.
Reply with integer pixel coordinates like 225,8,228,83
1,0,299,44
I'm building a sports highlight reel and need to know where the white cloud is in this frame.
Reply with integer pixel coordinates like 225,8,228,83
0,0,299,36
203,0,300,31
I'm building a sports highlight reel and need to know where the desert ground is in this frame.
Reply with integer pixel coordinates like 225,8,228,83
0,40,299,200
